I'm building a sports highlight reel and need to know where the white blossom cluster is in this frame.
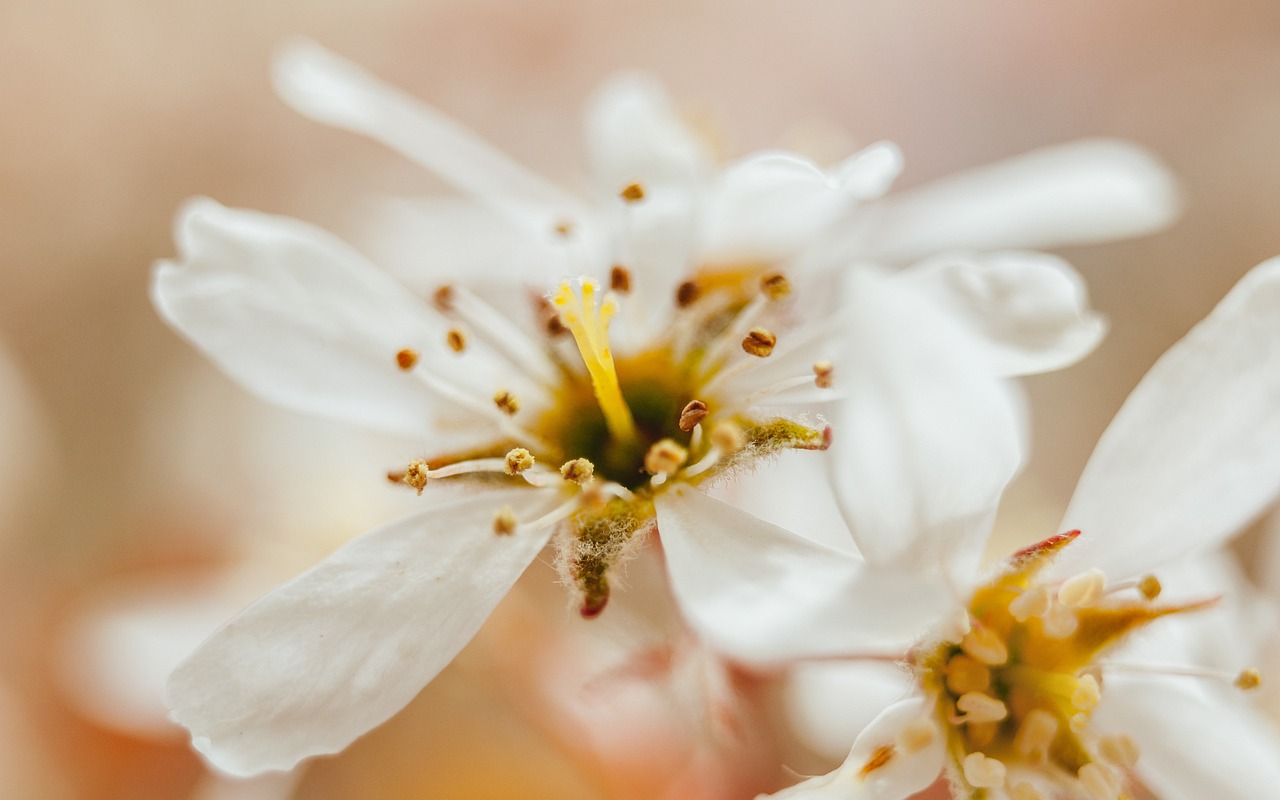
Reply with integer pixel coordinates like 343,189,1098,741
150,39,1280,800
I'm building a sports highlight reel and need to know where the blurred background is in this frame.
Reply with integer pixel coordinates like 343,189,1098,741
2,1,1280,797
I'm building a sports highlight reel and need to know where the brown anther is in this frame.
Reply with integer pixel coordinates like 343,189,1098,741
446,328,467,353
395,349,419,371
554,221,575,237
535,296,569,336
760,272,791,300
402,460,430,495
678,399,709,432
741,327,778,357
504,448,535,476
619,182,646,202
1138,574,1163,601
433,284,455,311
1235,667,1262,690
710,421,746,454
610,265,632,293
493,390,520,415
560,458,595,485
675,280,701,307
813,360,834,388
858,745,895,778
644,439,688,476
492,506,518,536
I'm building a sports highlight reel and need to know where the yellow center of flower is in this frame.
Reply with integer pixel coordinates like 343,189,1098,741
915,532,1213,800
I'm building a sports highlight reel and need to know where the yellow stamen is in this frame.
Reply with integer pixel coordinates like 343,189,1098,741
552,280,637,443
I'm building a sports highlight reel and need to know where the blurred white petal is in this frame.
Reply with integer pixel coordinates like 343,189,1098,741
785,661,915,762
273,38,584,233
189,771,300,800
830,267,1025,572
1060,258,1280,578
1094,679,1280,800
585,72,711,191
167,489,555,776
902,251,1106,376
152,198,509,440
862,139,1181,262
761,697,943,800
656,485,944,664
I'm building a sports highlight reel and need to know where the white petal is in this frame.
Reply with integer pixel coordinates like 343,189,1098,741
760,697,943,800
861,139,1181,262
832,141,904,201
901,251,1106,376
152,198,509,440
785,661,916,762
1094,679,1280,800
585,72,711,192
272,39,584,233
830,267,1025,572
167,488,556,775
190,771,300,800
1060,258,1280,579
656,486,944,664
700,149,878,262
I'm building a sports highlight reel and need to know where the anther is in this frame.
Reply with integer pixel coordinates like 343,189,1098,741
1072,674,1102,711
961,752,1007,789
1009,584,1052,622
610,265,632,293
759,272,791,300
644,439,689,476
504,448,535,476
676,280,701,308
812,361,834,389
1059,568,1107,607
858,745,895,777
1010,783,1047,800
1070,712,1089,733
493,389,520,415
961,626,1008,666
433,284,455,311
1138,574,1162,600
1042,602,1080,638
446,328,467,353
741,327,778,357
1077,763,1121,800
395,348,419,371
554,221,575,237
945,654,992,695
1098,733,1140,768
939,607,972,644
560,458,595,485
619,182,646,202
1013,709,1059,762
679,399,709,432
402,460,429,495
956,692,1008,724
492,506,518,536
897,718,937,754
1235,667,1262,690
710,421,746,454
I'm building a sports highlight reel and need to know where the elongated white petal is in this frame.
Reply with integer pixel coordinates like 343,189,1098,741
585,72,710,192
1094,679,1280,800
656,486,945,664
901,251,1106,376
153,199,512,440
1060,258,1280,578
861,139,1181,262
701,148,890,262
167,488,556,775
273,39,584,233
832,141,904,200
760,697,943,800
830,267,1025,571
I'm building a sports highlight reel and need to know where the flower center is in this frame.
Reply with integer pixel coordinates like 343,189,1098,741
915,532,1215,799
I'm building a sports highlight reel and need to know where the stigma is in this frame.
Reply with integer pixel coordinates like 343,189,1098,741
551,278,637,443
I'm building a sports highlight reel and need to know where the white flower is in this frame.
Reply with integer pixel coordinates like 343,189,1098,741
670,259,1280,799
153,40,1175,776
